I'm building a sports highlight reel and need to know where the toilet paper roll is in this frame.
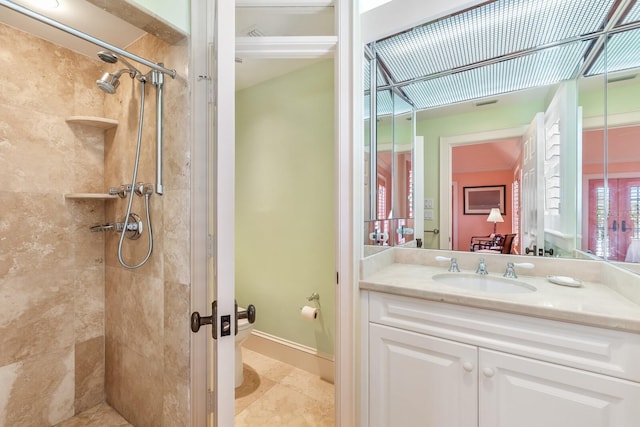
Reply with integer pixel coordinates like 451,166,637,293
300,305,319,322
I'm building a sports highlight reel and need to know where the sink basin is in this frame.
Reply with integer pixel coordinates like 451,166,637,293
432,273,536,294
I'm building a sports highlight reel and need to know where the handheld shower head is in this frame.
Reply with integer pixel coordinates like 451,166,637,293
97,51,118,64
98,50,141,75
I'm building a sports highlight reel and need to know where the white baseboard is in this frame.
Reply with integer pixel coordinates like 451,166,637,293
244,330,335,383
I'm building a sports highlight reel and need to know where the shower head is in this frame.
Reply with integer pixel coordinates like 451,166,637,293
97,50,140,73
97,51,118,64
96,50,143,93
96,71,121,94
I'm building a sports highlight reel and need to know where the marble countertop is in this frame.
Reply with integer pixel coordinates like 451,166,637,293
360,262,640,333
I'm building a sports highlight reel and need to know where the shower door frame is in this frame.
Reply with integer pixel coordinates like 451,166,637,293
192,0,358,426
190,0,237,425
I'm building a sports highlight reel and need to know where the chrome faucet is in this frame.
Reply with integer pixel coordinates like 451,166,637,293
504,262,534,279
476,258,488,275
436,256,460,272
504,262,517,278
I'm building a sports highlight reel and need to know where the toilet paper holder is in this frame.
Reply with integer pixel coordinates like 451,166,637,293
300,292,320,311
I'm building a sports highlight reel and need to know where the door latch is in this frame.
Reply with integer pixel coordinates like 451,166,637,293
220,314,231,337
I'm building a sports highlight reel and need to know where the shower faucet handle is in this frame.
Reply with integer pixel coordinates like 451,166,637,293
109,184,131,198
134,182,154,196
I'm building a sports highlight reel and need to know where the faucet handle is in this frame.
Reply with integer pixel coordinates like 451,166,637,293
514,262,534,269
436,256,460,272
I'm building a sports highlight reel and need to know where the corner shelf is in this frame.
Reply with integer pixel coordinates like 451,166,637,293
65,116,118,130
64,193,118,200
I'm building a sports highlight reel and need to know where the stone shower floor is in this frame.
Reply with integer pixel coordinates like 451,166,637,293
56,348,334,426
54,402,131,427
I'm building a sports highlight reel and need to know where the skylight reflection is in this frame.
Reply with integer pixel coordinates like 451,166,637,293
402,41,588,110
374,0,613,83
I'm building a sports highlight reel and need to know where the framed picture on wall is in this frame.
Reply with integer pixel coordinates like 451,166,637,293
463,185,506,215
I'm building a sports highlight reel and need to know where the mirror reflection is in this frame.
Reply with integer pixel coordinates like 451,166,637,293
362,0,640,271
364,83,420,250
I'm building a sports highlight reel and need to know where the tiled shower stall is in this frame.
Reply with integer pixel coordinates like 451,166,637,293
0,17,191,427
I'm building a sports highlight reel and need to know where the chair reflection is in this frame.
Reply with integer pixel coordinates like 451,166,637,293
470,233,516,254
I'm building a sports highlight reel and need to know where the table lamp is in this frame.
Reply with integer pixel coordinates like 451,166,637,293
487,207,504,234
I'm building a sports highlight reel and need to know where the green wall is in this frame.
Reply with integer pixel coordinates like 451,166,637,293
131,0,189,33
235,60,335,355
579,79,640,117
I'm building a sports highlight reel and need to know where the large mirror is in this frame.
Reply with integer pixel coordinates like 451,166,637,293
580,27,640,269
364,62,422,251
362,0,640,271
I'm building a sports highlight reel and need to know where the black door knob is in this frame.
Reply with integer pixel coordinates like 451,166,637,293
190,311,213,333
237,304,256,324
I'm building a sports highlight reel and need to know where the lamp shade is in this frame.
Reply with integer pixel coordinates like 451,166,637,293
486,208,504,223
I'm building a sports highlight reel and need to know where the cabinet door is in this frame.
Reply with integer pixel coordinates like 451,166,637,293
370,324,477,427
479,349,640,427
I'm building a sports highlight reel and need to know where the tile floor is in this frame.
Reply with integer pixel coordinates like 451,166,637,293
235,349,335,426
55,349,334,427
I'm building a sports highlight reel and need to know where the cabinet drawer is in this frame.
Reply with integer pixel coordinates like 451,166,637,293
369,291,640,382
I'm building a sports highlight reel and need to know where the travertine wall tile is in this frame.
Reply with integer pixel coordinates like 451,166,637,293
164,281,190,379
0,104,101,194
74,266,105,343
162,281,190,426
0,271,75,367
163,190,190,284
0,193,104,277
104,335,123,408
0,22,107,424
1,22,190,426
106,271,164,359
0,26,75,117
107,343,163,427
0,347,75,426
75,337,105,414
162,374,190,427
102,33,190,426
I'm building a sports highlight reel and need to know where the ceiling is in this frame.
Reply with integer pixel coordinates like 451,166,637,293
0,0,334,91
368,0,640,115
0,0,145,60
235,5,334,90
452,139,521,174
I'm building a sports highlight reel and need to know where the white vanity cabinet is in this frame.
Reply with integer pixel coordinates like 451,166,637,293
364,291,640,427
370,323,478,426
479,349,640,426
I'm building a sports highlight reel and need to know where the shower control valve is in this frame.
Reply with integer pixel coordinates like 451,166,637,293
134,183,154,197
109,184,131,198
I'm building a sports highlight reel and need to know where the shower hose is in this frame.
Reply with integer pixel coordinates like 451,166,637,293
118,79,153,269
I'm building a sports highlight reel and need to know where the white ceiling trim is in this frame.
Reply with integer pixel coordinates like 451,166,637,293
236,36,337,58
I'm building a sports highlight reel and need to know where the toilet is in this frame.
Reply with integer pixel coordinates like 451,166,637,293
235,305,256,387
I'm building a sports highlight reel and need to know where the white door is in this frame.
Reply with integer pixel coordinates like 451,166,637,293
191,0,236,426
369,324,477,427
479,349,640,427
520,112,545,255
